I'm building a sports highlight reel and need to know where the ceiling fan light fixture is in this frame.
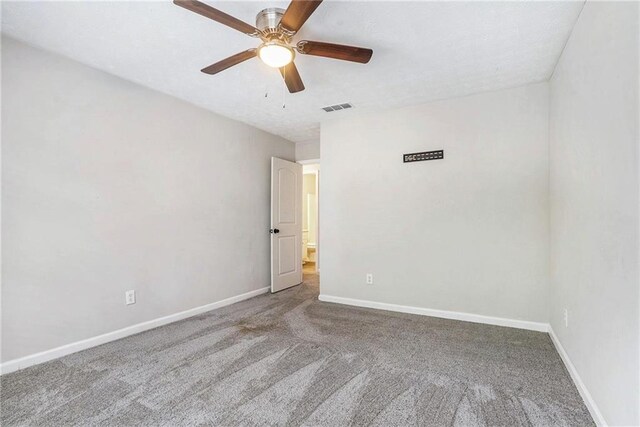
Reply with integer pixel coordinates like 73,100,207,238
258,41,294,68
175,0,373,94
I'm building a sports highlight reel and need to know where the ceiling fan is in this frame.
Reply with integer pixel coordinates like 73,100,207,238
174,0,373,93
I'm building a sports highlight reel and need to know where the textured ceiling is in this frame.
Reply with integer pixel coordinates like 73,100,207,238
1,1,583,143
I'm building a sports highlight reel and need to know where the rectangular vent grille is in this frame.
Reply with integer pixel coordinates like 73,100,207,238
322,103,353,112
403,150,444,163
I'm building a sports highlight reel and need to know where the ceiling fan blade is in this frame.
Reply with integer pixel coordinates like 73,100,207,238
279,0,323,34
174,0,259,36
297,40,373,64
279,62,305,93
201,49,256,75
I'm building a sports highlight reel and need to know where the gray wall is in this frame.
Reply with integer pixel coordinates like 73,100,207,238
549,2,639,425
1,37,294,362
320,83,550,323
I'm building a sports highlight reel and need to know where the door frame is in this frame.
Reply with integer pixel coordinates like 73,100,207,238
298,159,320,274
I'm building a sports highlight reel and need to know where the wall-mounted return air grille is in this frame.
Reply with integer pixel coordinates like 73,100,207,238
322,103,353,112
403,150,444,163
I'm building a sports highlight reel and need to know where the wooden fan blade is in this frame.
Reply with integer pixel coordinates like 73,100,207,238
201,49,256,75
279,0,323,34
174,0,259,36
279,62,305,93
297,40,373,64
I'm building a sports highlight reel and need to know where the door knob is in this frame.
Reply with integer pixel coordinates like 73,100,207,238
270,228,280,234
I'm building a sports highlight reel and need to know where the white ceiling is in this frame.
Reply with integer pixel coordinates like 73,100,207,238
1,0,583,143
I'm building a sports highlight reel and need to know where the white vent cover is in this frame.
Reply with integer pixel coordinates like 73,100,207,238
322,103,353,112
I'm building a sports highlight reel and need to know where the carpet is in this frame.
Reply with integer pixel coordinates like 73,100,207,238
1,272,593,426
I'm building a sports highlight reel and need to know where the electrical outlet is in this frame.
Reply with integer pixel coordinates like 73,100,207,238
563,308,569,328
366,273,373,285
126,290,136,305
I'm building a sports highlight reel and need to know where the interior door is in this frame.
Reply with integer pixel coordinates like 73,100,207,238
271,157,303,292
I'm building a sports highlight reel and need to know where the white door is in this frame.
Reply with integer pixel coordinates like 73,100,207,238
271,157,303,292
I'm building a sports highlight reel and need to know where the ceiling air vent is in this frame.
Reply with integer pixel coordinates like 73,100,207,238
322,103,353,112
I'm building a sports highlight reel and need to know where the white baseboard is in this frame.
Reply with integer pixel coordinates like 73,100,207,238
0,286,270,375
548,326,606,426
318,294,549,332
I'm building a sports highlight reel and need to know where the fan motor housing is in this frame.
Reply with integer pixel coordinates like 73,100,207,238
256,8,284,31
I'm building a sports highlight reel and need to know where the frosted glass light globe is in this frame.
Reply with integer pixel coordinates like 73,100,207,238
258,42,294,68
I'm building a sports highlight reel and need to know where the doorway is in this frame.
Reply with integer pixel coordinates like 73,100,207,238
300,162,319,276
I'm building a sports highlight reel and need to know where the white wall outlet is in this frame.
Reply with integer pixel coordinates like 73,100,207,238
366,273,374,285
125,290,136,305
563,308,569,327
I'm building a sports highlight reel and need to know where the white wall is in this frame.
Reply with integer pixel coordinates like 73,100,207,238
295,140,320,162
1,37,294,362
320,83,550,323
549,2,639,425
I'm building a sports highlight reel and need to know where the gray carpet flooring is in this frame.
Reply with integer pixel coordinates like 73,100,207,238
1,272,593,426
